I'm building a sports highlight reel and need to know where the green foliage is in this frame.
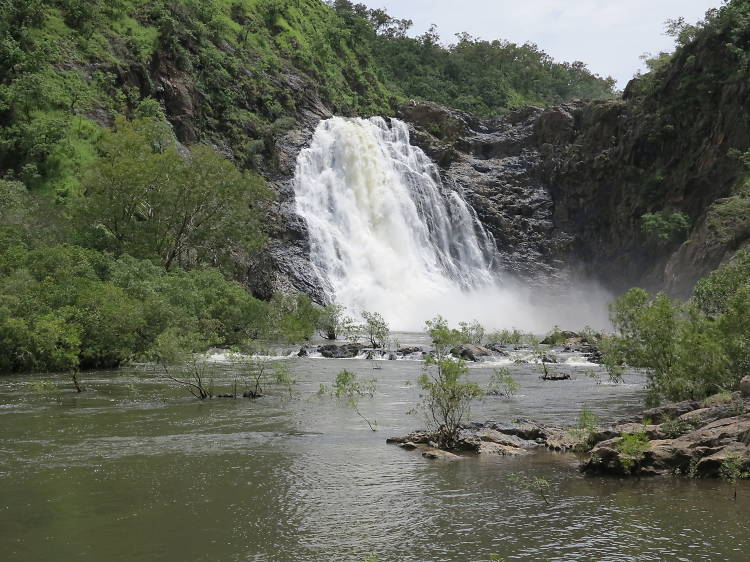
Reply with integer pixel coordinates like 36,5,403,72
720,453,749,499
542,325,569,346
603,287,746,405
0,244,317,374
659,415,695,439
567,405,600,451
77,116,271,271
360,311,390,349
720,452,749,500
487,368,519,398
334,3,616,117
694,250,750,315
229,351,295,399
458,320,485,345
641,211,691,241
149,328,213,399
617,432,650,473
319,369,377,430
316,304,355,340
417,316,484,449
508,473,552,505
264,293,320,344
486,328,524,346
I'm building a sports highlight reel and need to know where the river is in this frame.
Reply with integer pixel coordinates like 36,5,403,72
1,342,748,561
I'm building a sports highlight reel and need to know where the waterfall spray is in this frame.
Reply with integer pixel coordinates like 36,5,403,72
294,117,610,331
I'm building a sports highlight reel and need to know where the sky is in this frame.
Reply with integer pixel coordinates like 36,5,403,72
356,0,723,88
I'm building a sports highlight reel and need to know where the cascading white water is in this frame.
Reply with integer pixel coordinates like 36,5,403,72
294,116,611,331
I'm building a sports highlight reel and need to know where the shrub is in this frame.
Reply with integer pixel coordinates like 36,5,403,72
417,316,484,449
641,211,691,241
617,432,650,473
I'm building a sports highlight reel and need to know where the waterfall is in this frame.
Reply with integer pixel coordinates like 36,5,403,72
294,116,610,331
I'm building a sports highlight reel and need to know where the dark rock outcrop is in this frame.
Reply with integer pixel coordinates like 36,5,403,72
318,343,364,359
450,344,492,362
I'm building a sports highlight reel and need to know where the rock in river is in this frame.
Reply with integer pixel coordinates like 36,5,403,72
318,343,364,358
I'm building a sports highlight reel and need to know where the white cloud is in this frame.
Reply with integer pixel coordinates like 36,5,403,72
356,0,722,87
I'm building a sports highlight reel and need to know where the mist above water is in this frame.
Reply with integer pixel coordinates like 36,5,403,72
294,116,610,332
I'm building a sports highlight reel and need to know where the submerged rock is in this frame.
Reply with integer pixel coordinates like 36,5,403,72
317,343,364,359
422,449,461,461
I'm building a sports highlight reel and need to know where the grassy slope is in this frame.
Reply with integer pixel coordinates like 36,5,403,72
0,0,397,197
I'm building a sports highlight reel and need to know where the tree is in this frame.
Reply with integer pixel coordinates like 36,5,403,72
603,287,740,405
417,316,484,449
458,319,484,345
149,329,214,400
317,304,355,340
229,350,295,399
361,311,389,349
319,369,377,430
79,116,271,271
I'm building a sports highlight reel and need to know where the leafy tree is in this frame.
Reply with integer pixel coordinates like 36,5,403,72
319,369,377,430
604,288,737,405
417,316,484,449
458,320,484,345
148,328,214,400
487,368,519,398
567,405,600,451
78,116,271,270
317,304,355,340
229,350,295,399
361,311,389,349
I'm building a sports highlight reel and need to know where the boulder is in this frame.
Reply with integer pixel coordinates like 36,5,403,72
450,344,492,362
422,449,461,460
485,342,510,355
297,346,308,357
397,346,422,355
318,343,363,358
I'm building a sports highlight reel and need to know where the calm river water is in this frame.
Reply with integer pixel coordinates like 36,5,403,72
1,338,748,561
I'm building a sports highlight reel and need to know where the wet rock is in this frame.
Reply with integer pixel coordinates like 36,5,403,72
450,344,492,362
485,342,511,355
397,346,422,355
399,442,418,450
581,398,750,478
297,346,309,357
318,343,363,359
541,373,570,381
422,449,461,460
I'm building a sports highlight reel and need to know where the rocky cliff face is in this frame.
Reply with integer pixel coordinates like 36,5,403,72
395,86,750,298
256,87,750,302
